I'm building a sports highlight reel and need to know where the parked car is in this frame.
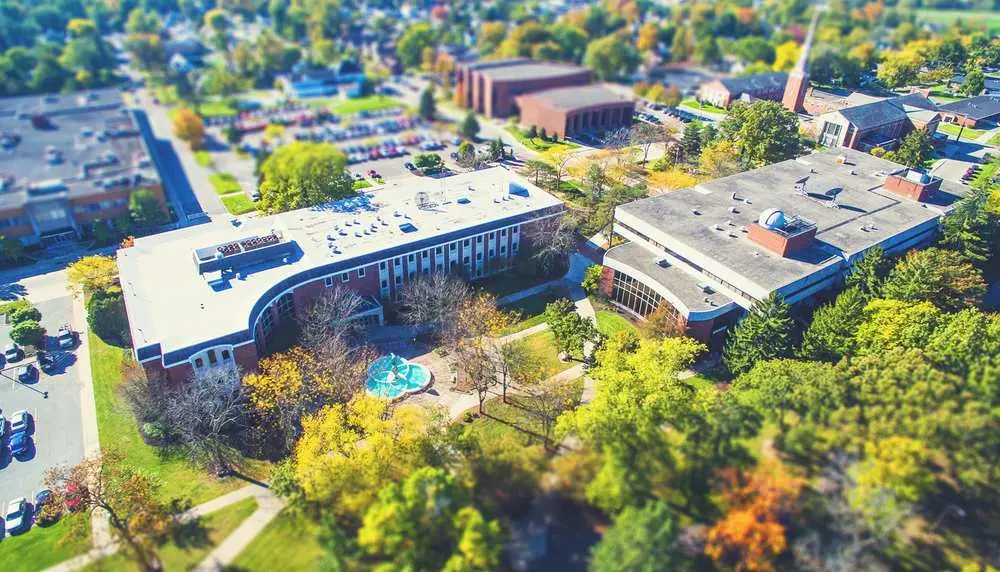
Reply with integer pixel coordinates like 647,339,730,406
5,498,28,533
10,410,29,434
64,483,86,512
404,162,415,171
4,342,21,362
37,351,55,374
8,432,28,457
16,364,35,383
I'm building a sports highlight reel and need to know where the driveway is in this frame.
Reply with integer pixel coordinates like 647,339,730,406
0,292,85,529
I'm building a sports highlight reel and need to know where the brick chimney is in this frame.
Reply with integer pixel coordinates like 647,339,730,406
748,209,817,257
883,169,942,202
782,8,821,113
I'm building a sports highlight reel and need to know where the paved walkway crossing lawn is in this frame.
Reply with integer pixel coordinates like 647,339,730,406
81,498,259,571
230,510,324,572
514,329,577,379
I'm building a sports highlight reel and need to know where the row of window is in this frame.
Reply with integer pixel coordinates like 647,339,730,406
0,216,28,229
73,198,129,215
324,266,366,287
611,271,665,318
193,347,232,369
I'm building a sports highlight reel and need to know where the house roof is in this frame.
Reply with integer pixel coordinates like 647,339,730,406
939,95,1000,121
515,84,633,112
837,93,939,130
717,72,788,96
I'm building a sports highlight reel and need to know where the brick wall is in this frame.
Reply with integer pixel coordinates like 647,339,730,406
599,266,615,297
748,223,816,257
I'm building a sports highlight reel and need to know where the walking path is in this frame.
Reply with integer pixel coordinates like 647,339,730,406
42,483,279,572
496,278,565,306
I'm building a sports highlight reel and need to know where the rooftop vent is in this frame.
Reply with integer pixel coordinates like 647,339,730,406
691,208,701,216
729,206,739,214
399,222,418,233
657,259,670,268
457,197,470,204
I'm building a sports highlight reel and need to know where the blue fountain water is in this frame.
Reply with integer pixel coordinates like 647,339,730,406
366,353,431,399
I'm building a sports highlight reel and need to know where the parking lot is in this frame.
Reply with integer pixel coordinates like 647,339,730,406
0,294,85,537
205,105,466,203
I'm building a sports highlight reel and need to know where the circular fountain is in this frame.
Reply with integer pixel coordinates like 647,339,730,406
365,353,432,399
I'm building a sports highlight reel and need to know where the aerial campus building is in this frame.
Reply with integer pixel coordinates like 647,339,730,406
455,59,592,118
0,89,165,245
600,148,970,347
118,168,564,382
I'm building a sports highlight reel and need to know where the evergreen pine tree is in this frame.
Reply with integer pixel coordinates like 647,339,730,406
722,292,793,376
799,287,866,362
845,246,889,300
681,121,702,161
418,88,436,120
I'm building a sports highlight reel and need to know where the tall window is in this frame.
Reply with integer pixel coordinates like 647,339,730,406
819,122,842,147
611,272,665,318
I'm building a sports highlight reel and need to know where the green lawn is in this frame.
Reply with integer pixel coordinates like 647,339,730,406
198,100,238,118
0,513,91,572
595,310,639,338
209,172,242,195
194,151,214,168
912,8,1000,32
85,497,258,571
500,286,569,335
989,132,1000,147
504,126,579,153
152,85,179,106
462,381,584,446
928,90,963,104
89,331,244,504
352,179,373,190
221,194,257,215
514,330,576,378
324,95,403,115
937,122,986,140
680,97,727,114
230,510,324,571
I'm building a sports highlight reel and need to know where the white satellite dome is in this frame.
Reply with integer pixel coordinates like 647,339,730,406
758,208,786,230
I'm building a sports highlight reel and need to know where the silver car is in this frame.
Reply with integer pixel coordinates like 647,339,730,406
5,497,28,533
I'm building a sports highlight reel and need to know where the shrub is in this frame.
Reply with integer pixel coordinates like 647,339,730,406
8,305,41,324
10,319,44,346
463,412,476,423
86,290,130,344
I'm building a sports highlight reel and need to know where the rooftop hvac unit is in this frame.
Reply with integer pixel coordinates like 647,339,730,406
729,206,739,213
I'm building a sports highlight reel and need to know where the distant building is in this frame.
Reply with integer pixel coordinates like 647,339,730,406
814,93,941,151
696,72,789,109
515,85,635,139
938,95,1000,129
600,148,969,346
0,89,165,246
118,167,564,383
277,61,365,99
948,74,1000,96
455,59,591,118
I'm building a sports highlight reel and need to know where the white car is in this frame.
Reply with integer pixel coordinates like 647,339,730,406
9,410,29,434
5,497,28,533
0,413,5,438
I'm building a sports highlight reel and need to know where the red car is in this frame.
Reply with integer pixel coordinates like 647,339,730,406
64,482,87,512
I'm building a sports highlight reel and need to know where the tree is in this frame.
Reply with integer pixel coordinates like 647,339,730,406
590,501,680,572
881,247,986,311
630,122,663,164
204,8,230,34
357,467,502,571
584,34,640,81
680,120,702,160
719,101,804,168
172,107,205,150
732,359,844,439
523,159,557,187
773,41,801,71
524,377,578,452
460,111,480,140
706,463,805,572
477,21,507,55
419,87,436,120
455,140,476,165
294,395,434,519
961,68,985,96
44,452,177,570
258,142,354,214
525,125,538,139
525,214,576,276
164,367,247,473
10,319,43,346
844,247,889,299
670,26,692,62
399,272,471,339
450,294,515,414
876,49,923,89
698,140,742,178
852,436,935,509
799,287,866,362
581,264,603,295
730,37,775,65
488,138,505,162
884,128,933,168
0,235,24,265
649,169,697,192
642,301,684,339
413,153,444,172
86,289,129,343
723,293,794,376
694,36,721,65
397,23,436,69
67,255,119,296
941,181,999,269
584,162,609,205
128,189,166,228
545,299,597,358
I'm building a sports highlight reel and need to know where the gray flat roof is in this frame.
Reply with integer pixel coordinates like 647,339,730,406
605,242,732,312
939,95,1000,120
616,148,968,295
516,84,633,111
476,61,588,82
118,167,563,359
718,72,788,96
0,89,159,210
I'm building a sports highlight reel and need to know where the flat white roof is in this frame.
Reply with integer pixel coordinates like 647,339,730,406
118,167,562,362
